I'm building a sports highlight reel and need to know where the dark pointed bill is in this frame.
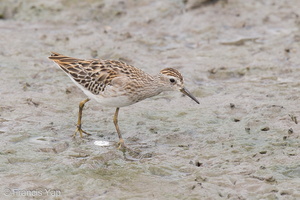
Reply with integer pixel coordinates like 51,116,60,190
180,88,199,104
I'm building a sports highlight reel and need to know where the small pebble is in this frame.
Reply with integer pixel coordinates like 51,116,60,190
261,127,270,131
259,150,267,154
283,136,287,140
195,161,203,167
245,127,251,133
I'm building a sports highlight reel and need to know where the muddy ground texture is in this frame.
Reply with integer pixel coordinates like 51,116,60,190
0,0,300,199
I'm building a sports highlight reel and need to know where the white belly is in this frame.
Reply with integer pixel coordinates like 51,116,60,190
93,95,134,107
66,74,134,107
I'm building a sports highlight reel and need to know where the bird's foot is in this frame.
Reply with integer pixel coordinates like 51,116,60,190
116,139,143,161
117,138,126,150
73,125,91,138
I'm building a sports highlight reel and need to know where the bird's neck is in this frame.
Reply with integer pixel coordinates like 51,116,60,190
145,74,170,96
130,75,164,103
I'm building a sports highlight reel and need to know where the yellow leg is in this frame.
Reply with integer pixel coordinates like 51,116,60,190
113,107,126,149
74,98,91,138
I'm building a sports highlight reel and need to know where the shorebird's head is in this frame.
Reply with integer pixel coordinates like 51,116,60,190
159,68,199,104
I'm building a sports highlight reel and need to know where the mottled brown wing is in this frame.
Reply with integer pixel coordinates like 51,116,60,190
48,52,142,95
49,52,118,94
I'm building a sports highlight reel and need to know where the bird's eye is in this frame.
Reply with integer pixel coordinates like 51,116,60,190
169,78,176,83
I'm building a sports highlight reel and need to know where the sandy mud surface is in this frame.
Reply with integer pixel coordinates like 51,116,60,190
0,0,300,199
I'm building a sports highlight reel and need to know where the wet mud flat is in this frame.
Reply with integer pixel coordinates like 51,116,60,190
0,0,300,199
